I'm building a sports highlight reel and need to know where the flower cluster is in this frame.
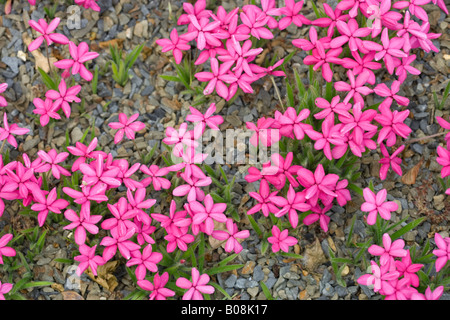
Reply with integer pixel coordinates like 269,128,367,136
358,233,447,300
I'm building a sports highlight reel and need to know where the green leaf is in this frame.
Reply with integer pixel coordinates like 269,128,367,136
205,264,244,276
22,281,53,289
53,258,73,264
38,67,57,90
247,214,262,238
278,252,303,260
390,217,426,241
348,183,363,197
210,282,233,300
260,281,274,300
218,253,238,267
160,75,182,83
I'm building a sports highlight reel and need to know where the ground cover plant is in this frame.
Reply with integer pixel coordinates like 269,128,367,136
0,0,448,301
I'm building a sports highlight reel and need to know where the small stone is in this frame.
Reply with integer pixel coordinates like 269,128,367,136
433,194,446,211
134,20,148,38
241,261,256,275
71,127,84,143
247,287,259,298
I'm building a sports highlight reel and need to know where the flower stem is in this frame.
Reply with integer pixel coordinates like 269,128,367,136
403,132,447,145
0,139,7,155
270,76,285,112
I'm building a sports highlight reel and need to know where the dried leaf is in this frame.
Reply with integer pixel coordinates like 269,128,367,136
61,291,84,300
85,260,119,292
22,33,57,73
98,38,124,50
401,158,423,185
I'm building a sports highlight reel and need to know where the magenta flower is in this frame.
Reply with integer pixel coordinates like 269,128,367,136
195,58,237,100
36,149,71,180
28,18,69,52
138,272,175,300
67,137,106,172
31,187,69,227
211,218,250,254
271,152,302,189
394,250,423,287
334,179,352,206
164,225,195,252
277,107,311,141
303,203,333,232
108,113,145,144
394,54,421,83
305,116,347,160
396,11,428,52
176,267,214,300
339,102,378,147
177,0,210,25
357,260,400,294
0,83,8,107
74,0,100,11
411,286,444,300
189,194,227,235
314,96,352,120
238,6,274,40
32,97,61,127
186,103,224,130
267,225,298,253
140,164,171,190
44,79,81,118
63,182,108,214
183,15,223,51
374,103,411,147
0,112,29,149
277,0,310,30
312,3,349,38
156,29,190,64
53,41,99,81
368,233,407,267
379,143,405,180
74,244,105,276
341,51,381,85
433,233,450,272
79,154,121,188
245,162,281,186
63,208,102,245
172,165,212,202
436,146,450,178
363,28,408,74
126,187,156,226
100,227,141,261
270,185,311,228
297,164,339,207
3,161,36,199
151,200,191,233
361,188,398,226
373,81,410,109
337,0,371,18
409,22,441,53
246,117,281,147
101,197,138,236
0,281,12,300
303,41,342,83
334,70,373,105
127,244,163,280
393,0,431,21
0,234,16,264
331,19,371,52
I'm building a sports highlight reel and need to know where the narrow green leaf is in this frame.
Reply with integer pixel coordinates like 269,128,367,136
38,67,57,90
247,214,262,237
205,264,244,276
390,217,425,241
260,281,274,300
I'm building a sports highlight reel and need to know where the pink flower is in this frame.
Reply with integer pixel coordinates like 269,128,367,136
392,0,431,22
394,54,421,83
140,164,171,190
330,18,371,52
312,3,349,38
297,164,339,207
126,187,156,226
100,227,141,261
271,152,302,189
277,0,310,30
277,107,311,141
0,83,8,107
246,117,281,147
195,58,237,100
138,272,175,300
36,149,71,180
163,123,200,157
411,286,444,300
164,225,195,252
172,165,212,202
379,143,405,180
79,154,121,188
74,0,100,11
357,260,400,294
27,18,69,52
101,197,138,236
189,194,227,235
0,234,16,264
436,146,450,178
394,249,423,287
177,0,210,25
183,15,223,51
361,188,398,225
63,182,108,214
176,267,214,300
3,161,36,200
108,113,145,144
373,81,410,109
341,51,381,85
32,97,61,127
127,244,163,280
245,162,281,186
53,41,99,81
368,233,407,267
270,185,310,228
151,200,191,233
334,70,373,105
186,103,224,130
267,225,298,253
303,41,343,83
0,281,12,300
31,187,69,227
238,6,274,40
45,79,81,118
303,203,332,232
314,96,352,120
156,29,190,64
63,208,102,245
74,244,105,276
432,233,450,272
67,137,106,172
211,218,250,254
0,112,29,148
374,103,411,147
